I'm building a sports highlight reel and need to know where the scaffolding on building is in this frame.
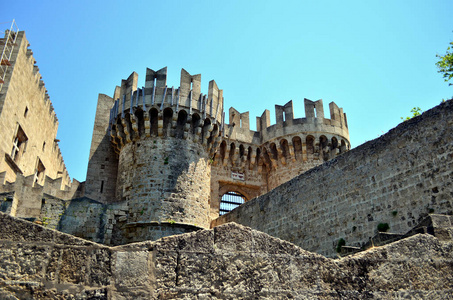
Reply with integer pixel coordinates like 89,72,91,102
0,20,19,92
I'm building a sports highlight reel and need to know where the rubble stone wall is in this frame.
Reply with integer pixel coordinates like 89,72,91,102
0,213,452,299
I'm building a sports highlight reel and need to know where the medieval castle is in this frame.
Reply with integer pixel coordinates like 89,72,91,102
0,27,350,246
0,25,452,298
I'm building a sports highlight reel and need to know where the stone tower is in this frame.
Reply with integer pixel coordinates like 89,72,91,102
85,67,223,243
84,66,350,245
210,98,350,217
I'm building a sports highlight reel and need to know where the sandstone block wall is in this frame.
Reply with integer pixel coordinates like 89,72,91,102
0,172,83,223
213,100,453,257
0,213,452,299
0,31,70,187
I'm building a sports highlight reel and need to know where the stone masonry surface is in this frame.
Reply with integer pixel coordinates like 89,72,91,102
0,212,452,299
0,31,71,188
0,27,352,246
213,99,453,257
1,29,453,296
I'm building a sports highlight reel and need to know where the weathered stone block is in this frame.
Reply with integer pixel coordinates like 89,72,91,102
214,223,253,253
89,248,112,286
59,248,88,284
113,250,149,288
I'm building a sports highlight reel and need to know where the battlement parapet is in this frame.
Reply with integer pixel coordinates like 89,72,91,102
224,99,348,142
216,99,350,171
0,31,58,127
0,171,82,199
108,67,224,156
0,172,83,219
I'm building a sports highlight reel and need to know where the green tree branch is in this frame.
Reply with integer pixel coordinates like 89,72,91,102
436,41,453,86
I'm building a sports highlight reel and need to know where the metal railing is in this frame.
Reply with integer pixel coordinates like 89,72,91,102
219,191,246,215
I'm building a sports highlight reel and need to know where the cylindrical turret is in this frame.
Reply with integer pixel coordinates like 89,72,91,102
108,67,223,243
210,98,351,215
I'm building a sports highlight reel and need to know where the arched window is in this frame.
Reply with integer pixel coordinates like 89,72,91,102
220,141,227,163
340,139,347,153
280,139,289,159
331,137,338,150
239,144,245,158
256,147,261,166
229,143,236,165
149,108,158,136
247,146,252,164
175,110,188,138
306,135,315,154
134,108,145,137
292,136,302,160
270,143,278,160
319,135,328,149
220,191,246,215
191,113,201,134
319,135,329,161
163,108,173,137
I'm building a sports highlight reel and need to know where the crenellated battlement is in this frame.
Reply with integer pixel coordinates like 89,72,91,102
88,65,352,242
0,30,59,126
216,98,349,170
0,171,83,219
18,31,59,126
225,99,348,140
212,98,350,193
108,67,224,156
0,27,70,188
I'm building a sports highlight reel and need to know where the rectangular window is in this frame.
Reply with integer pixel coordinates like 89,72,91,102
11,125,28,162
34,158,45,185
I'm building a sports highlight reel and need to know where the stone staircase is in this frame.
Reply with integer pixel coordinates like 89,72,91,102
340,214,453,256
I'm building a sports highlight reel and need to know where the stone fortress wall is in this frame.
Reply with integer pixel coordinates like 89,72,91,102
0,27,452,264
0,27,354,246
0,212,452,299
0,31,71,186
214,100,453,257
79,66,350,245
0,30,78,220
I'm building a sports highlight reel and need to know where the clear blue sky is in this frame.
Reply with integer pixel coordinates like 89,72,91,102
2,1,452,181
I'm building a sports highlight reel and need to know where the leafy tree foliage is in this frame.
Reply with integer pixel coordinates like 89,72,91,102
436,41,453,86
401,107,422,121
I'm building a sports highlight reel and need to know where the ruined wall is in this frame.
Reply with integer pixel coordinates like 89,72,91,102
0,31,70,187
0,213,452,299
213,100,453,257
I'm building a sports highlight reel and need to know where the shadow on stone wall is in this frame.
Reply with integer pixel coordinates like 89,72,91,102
57,197,107,243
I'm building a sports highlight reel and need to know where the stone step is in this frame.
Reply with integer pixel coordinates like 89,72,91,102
340,214,453,257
